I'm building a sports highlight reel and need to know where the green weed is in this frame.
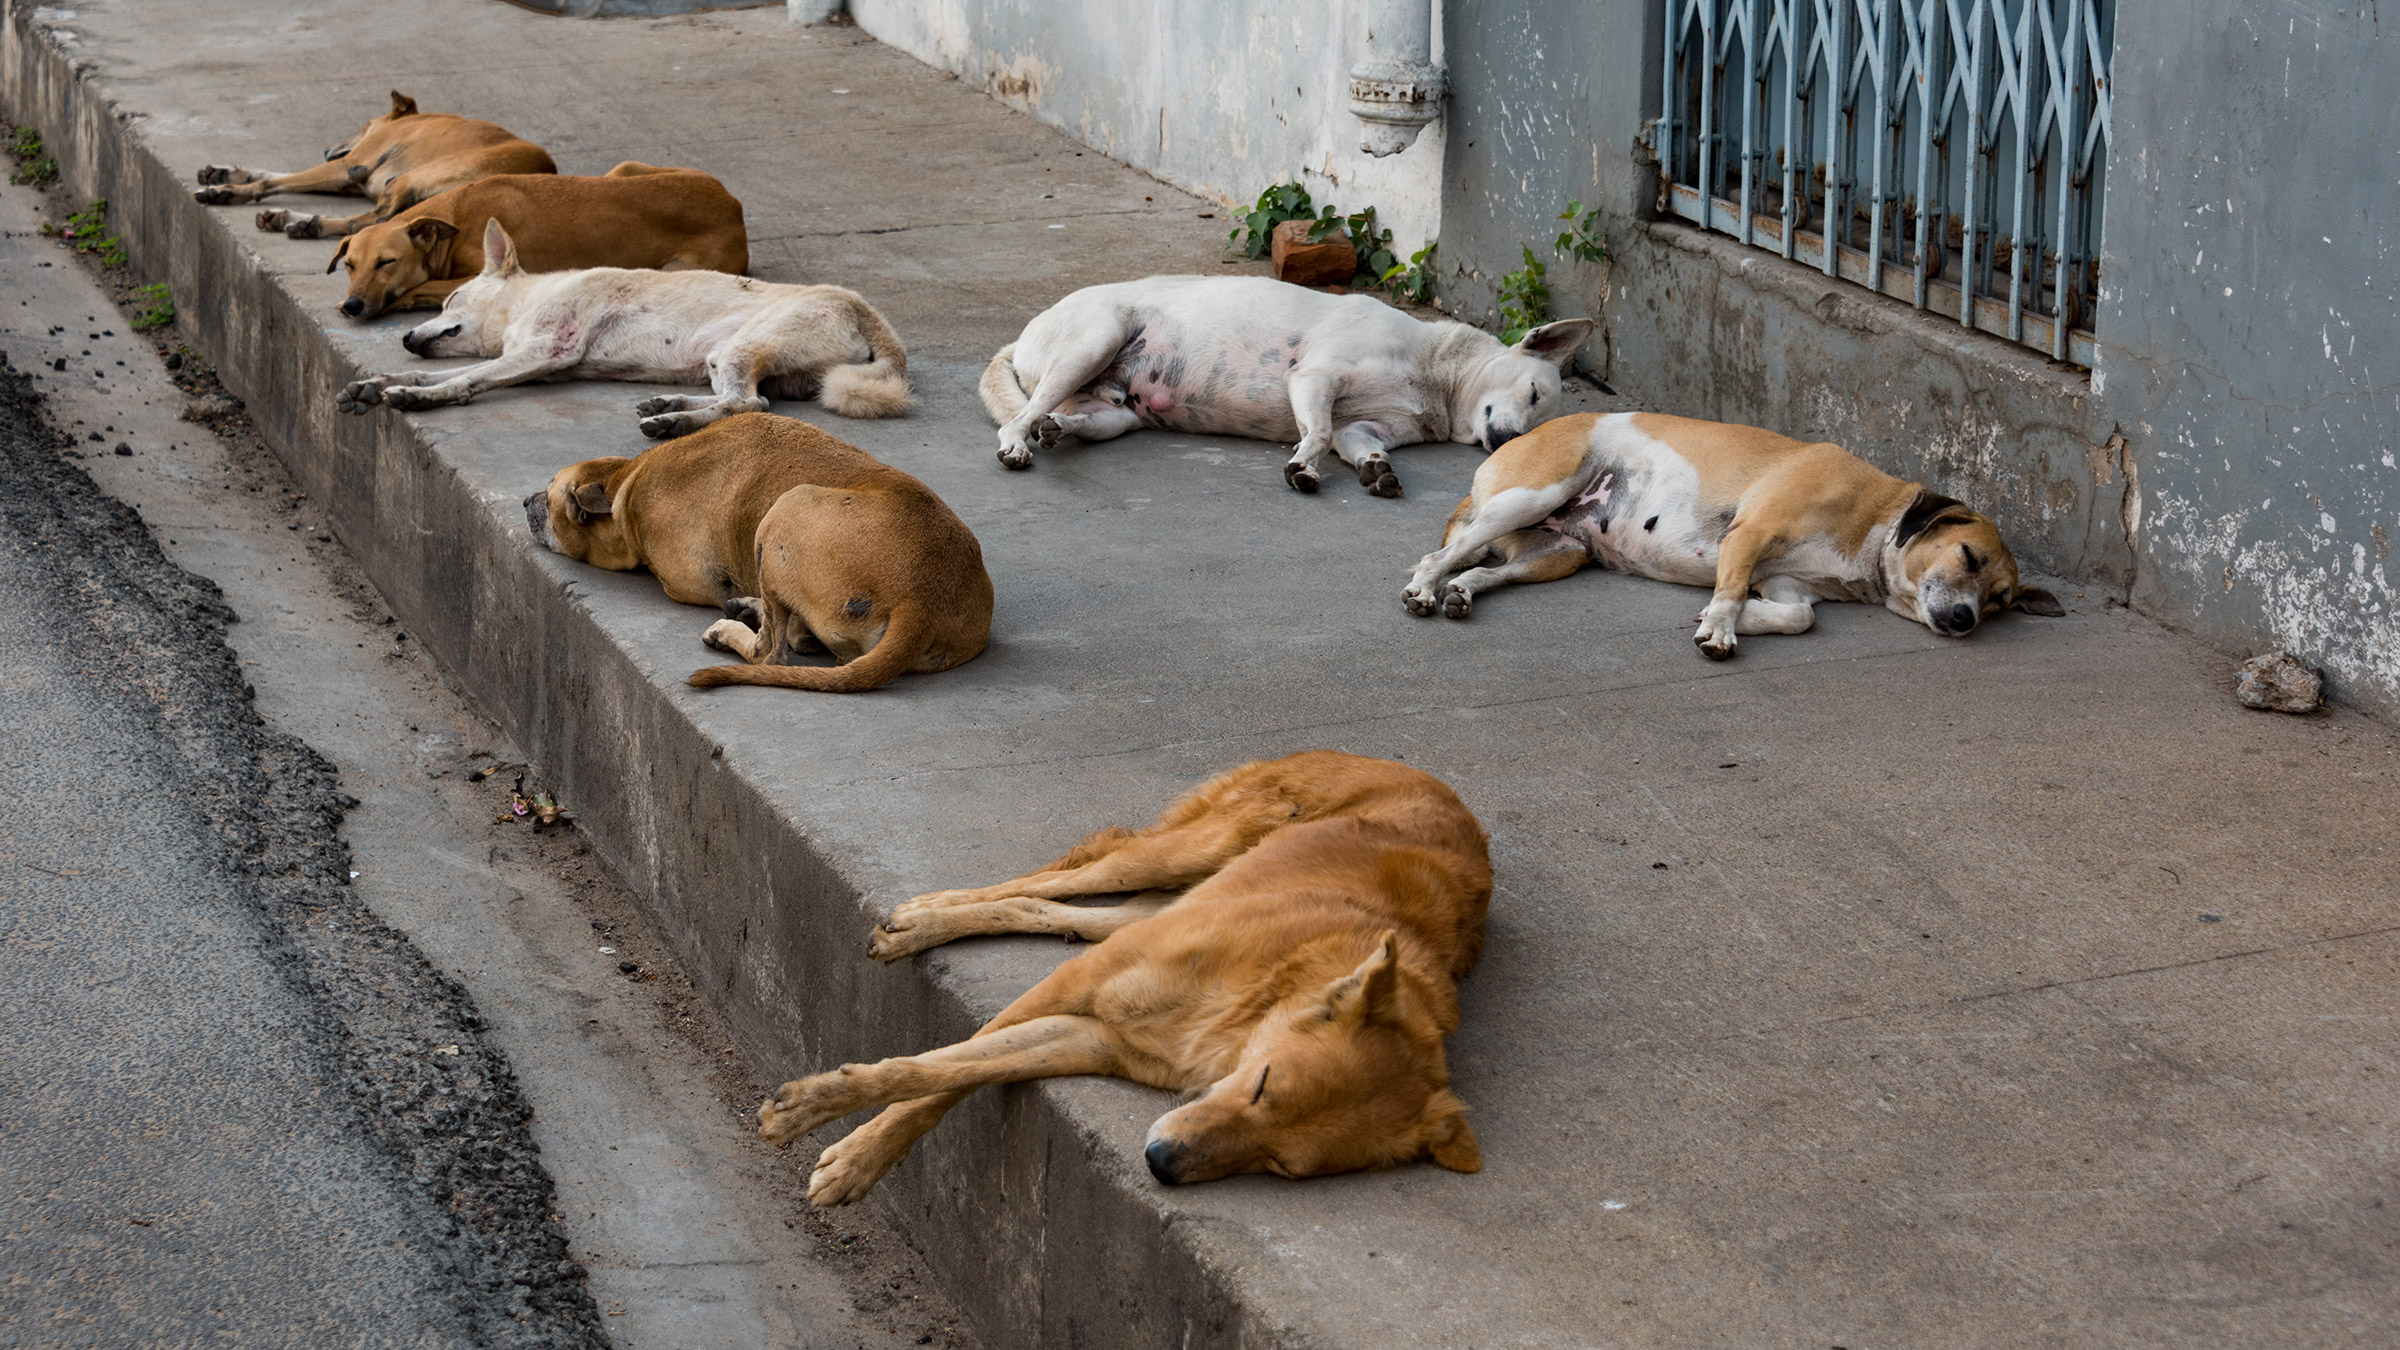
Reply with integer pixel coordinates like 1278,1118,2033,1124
48,199,129,268
7,125,57,185
1554,199,1608,265
1495,246,1550,344
1379,241,1438,304
130,282,175,332
1230,182,1320,258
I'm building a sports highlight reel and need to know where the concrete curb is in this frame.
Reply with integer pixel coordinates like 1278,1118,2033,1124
0,9,1292,1348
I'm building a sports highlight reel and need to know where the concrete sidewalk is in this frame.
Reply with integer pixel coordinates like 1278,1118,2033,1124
6,2,2396,1346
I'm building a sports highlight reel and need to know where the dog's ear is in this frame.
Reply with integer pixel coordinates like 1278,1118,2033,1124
388,91,418,118
326,237,352,274
568,482,613,524
1512,318,1594,370
1893,488,1966,548
1324,931,1404,1025
1421,1090,1482,1174
405,218,459,253
480,219,522,276
2011,586,2065,617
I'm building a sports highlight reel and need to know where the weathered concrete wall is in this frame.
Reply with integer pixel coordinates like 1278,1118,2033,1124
846,0,1447,251
2094,4,2400,714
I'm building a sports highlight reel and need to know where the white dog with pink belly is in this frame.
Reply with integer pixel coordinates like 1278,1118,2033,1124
979,275,1591,498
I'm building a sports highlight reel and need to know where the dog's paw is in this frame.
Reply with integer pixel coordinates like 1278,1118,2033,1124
632,395,682,417
996,443,1034,471
720,594,764,627
1031,414,1067,449
808,1132,900,1208
253,208,289,232
195,164,240,186
334,379,386,414
1283,461,1320,494
1403,584,1440,617
381,385,441,412
701,618,753,654
867,917,938,963
192,185,238,206
757,1068,867,1146
1440,583,1473,620
1692,611,1740,660
639,411,698,440
281,214,322,240
1367,468,1404,498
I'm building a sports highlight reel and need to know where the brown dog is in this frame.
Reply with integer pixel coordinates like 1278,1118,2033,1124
758,751,1492,1205
1404,410,2064,656
329,163,748,319
193,91,554,240
525,413,990,692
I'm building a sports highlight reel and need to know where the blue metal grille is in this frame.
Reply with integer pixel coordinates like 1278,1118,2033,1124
1657,0,2114,366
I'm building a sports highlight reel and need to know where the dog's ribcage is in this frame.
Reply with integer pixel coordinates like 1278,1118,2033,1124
1540,416,1719,586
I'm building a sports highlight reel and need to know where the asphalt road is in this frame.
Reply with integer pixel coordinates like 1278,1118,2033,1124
0,358,606,1348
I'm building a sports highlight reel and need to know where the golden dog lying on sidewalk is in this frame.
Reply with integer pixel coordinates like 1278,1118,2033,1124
759,751,1491,1204
193,91,554,240
525,412,990,692
1404,410,2064,656
325,164,748,319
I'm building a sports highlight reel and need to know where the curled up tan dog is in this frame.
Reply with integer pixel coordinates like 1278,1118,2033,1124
526,412,991,692
757,751,1491,1205
341,221,907,434
194,91,554,239
1403,411,2064,656
325,164,748,319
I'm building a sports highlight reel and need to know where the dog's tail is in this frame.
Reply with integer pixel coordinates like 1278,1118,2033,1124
978,343,1028,426
818,294,912,419
686,604,932,694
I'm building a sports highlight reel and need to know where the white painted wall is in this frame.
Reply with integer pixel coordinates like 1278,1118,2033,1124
843,0,1445,254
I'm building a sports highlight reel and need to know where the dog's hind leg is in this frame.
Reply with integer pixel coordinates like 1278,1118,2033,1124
1279,370,1339,493
1436,529,1590,619
637,340,769,439
760,1013,1123,1147
995,329,1127,469
195,157,359,206
889,814,1268,920
1403,479,1584,615
870,893,1174,962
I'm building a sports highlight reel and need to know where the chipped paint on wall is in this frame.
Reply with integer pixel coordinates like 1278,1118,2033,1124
848,0,1445,250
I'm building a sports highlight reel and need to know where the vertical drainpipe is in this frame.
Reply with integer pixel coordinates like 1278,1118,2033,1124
1351,0,1445,156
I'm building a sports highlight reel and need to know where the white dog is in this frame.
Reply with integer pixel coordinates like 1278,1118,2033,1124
336,221,909,436
980,275,1592,497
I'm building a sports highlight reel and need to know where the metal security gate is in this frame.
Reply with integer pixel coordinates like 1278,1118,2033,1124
1657,0,2113,366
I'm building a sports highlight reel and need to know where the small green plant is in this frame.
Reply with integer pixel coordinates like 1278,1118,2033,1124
1495,245,1550,344
1379,241,1438,304
129,282,174,332
1230,182,1320,258
49,198,128,268
7,125,57,185
1554,199,1608,264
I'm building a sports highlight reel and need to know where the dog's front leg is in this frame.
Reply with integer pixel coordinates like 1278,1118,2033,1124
1280,371,1339,493
870,893,1174,962
1331,420,1403,498
379,348,581,412
1694,522,1781,659
333,370,442,414
759,1014,1121,1146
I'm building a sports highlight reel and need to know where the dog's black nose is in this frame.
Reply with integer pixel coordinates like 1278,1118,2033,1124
400,332,422,355
1942,602,1978,634
339,297,365,318
522,490,548,538
1144,1138,1187,1186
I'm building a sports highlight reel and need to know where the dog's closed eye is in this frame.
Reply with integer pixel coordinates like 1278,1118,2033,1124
1250,1065,1271,1105
1960,543,1981,573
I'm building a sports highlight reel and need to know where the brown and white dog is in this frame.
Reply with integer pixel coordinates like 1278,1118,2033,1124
193,91,555,240
1403,411,2063,657
526,412,991,692
339,221,906,434
758,751,1491,1204
325,164,748,319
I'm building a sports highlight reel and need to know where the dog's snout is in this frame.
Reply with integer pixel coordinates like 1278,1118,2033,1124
1144,1137,1188,1186
1938,602,1978,635
1482,425,1523,453
522,490,549,541
339,297,367,319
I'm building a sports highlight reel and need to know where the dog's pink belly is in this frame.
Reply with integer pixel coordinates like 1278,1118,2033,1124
1098,341,1298,439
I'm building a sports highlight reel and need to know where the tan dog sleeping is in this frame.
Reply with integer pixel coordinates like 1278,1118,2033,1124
758,750,1491,1205
525,412,991,692
328,163,748,318
1403,411,2063,657
194,91,555,239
